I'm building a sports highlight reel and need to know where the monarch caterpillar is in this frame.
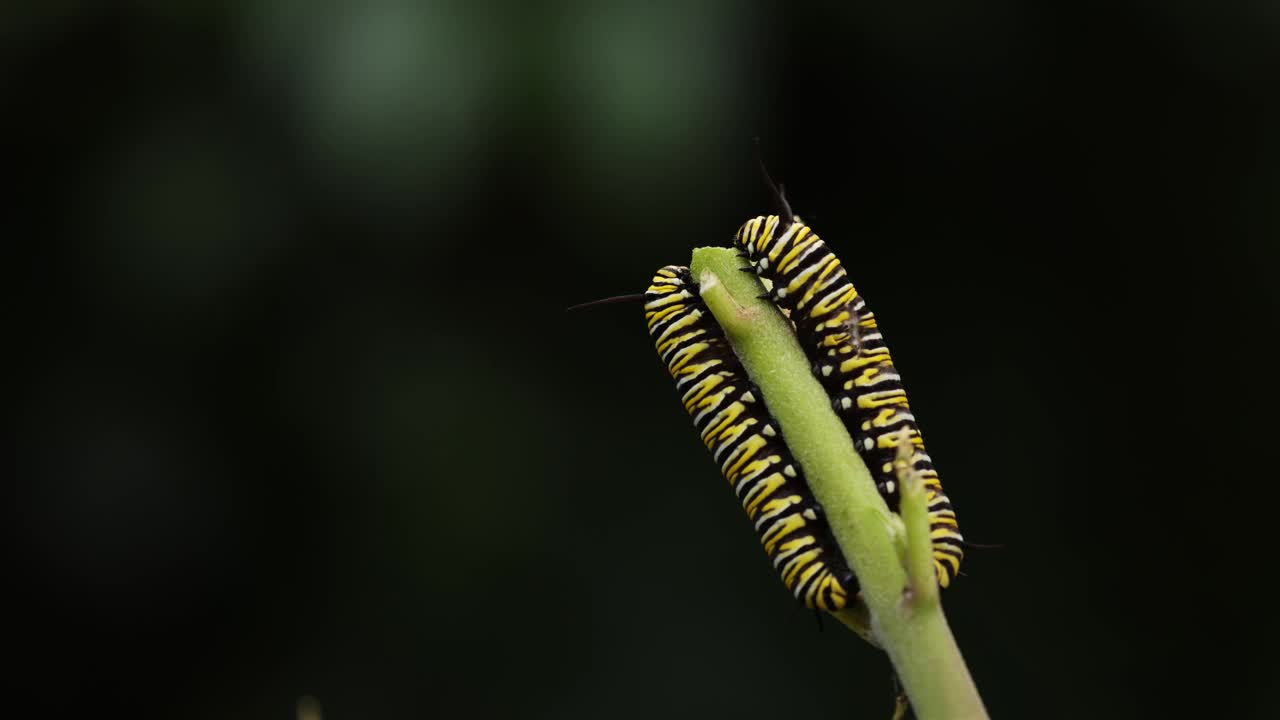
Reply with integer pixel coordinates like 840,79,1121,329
734,215,964,588
644,265,856,610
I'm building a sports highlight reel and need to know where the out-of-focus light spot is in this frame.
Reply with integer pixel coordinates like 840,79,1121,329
238,0,506,214
297,695,323,720
550,0,763,265
557,0,752,179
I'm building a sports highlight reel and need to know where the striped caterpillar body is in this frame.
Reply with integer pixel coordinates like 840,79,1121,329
734,216,964,588
644,265,856,611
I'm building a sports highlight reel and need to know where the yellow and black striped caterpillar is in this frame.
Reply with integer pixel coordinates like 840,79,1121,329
644,265,856,610
735,215,964,588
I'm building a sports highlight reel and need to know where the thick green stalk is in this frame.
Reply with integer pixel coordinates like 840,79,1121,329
690,247,988,720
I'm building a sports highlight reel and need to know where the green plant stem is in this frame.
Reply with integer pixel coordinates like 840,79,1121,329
691,247,988,720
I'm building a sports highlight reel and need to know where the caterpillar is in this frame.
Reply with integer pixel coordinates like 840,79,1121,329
644,265,856,611
734,215,964,588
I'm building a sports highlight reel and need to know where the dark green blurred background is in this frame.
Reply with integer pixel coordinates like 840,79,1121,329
10,2,1279,718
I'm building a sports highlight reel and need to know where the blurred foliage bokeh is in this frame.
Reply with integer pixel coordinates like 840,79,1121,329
10,1,1279,718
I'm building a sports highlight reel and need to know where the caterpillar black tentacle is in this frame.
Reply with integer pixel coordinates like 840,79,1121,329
753,138,794,224
564,293,648,312
733,216,964,588
644,265,857,610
